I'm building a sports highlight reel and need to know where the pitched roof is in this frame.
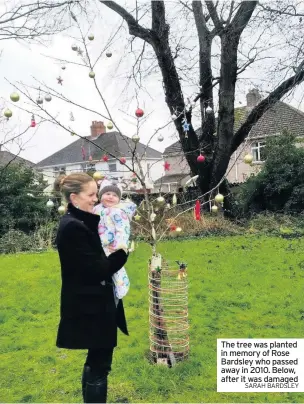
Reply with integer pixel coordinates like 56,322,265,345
36,132,162,167
164,101,304,155
0,151,35,167
154,173,189,185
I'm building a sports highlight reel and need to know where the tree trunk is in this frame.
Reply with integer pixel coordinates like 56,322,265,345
210,30,239,191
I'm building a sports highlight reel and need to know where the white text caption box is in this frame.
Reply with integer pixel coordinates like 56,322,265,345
217,339,304,392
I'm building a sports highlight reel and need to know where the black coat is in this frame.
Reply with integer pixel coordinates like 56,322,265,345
56,203,129,349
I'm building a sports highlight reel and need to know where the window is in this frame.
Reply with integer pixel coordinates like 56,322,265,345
54,166,66,176
108,163,117,172
251,141,266,162
82,163,96,173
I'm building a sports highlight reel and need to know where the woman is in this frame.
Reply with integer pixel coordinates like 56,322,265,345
54,173,129,403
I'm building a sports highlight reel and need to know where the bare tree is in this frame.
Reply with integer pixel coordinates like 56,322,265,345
99,0,304,196
0,0,80,42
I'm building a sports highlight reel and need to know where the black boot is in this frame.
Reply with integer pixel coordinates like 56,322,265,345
82,365,91,402
85,376,108,403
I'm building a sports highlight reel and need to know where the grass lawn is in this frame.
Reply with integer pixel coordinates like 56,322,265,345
0,235,304,403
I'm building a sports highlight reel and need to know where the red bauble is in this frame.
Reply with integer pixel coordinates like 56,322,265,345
120,157,126,164
170,225,177,231
135,108,144,118
197,154,205,163
102,155,109,162
31,119,36,128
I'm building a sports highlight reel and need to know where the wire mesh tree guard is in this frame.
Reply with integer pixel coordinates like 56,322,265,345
148,253,189,367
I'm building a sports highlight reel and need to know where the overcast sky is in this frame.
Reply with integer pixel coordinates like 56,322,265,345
1,1,303,164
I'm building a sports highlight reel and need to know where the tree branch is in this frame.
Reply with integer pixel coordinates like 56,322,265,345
231,61,304,153
100,1,153,43
229,1,258,34
204,0,223,32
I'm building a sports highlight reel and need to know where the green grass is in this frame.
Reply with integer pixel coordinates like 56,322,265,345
1,235,304,403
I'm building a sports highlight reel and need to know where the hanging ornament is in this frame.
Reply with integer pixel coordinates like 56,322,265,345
88,34,94,41
120,157,126,164
175,227,182,232
71,132,76,136
244,154,253,164
129,240,135,252
151,227,156,240
172,193,177,206
134,213,141,221
30,114,36,128
36,97,43,105
89,71,95,78
71,44,78,51
177,261,187,279
171,113,177,120
164,161,171,171
135,108,144,118
102,155,109,162
4,109,12,119
215,193,224,203
58,205,66,215
57,76,63,85
157,134,164,142
70,112,75,121
182,122,190,132
206,105,212,114
150,211,156,222
107,121,113,130
156,195,165,205
166,203,171,209
194,200,201,221
89,155,93,161
170,224,177,232
211,205,218,213
106,51,112,58
197,154,205,163
132,134,140,143
10,92,20,102
93,171,104,181
46,199,54,208
61,66,66,70
77,48,84,56
45,94,52,102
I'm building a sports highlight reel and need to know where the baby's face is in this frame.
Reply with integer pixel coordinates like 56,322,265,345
101,191,120,207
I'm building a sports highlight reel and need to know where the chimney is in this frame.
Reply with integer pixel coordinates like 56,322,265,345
89,121,106,139
246,89,262,108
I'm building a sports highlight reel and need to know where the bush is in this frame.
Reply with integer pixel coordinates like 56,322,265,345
236,132,304,215
33,221,58,250
0,230,34,254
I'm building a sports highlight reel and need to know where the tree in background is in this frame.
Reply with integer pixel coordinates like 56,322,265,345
100,1,304,196
236,132,304,215
0,163,50,234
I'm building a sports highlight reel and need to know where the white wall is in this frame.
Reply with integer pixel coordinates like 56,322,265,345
39,156,164,187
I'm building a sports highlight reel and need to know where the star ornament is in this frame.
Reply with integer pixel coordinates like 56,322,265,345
57,76,63,85
164,161,171,171
182,122,190,132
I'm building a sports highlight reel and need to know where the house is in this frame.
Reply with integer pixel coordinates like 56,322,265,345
0,147,35,168
158,89,304,190
36,121,164,191
154,140,191,193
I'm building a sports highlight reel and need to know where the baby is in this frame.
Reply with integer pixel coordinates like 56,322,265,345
93,179,136,300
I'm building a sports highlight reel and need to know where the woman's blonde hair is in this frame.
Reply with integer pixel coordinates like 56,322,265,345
54,173,94,202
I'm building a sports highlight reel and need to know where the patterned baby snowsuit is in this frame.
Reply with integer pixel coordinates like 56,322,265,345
93,200,136,299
